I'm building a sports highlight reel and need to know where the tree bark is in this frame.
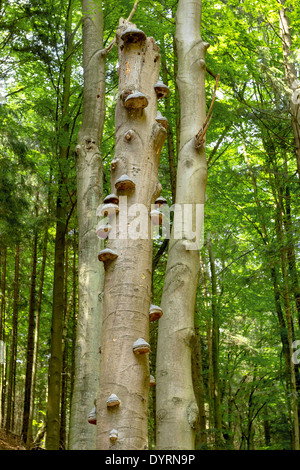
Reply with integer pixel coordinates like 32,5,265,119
207,235,222,449
96,20,166,450
156,0,208,450
0,246,6,426
5,244,20,432
22,229,38,446
69,0,105,450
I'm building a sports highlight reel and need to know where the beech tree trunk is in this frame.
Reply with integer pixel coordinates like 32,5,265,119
69,0,105,450
96,20,166,450
156,0,208,450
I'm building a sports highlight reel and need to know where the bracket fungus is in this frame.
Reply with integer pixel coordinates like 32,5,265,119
133,338,151,355
149,304,163,322
98,248,118,265
150,209,164,226
100,203,119,218
155,196,168,208
120,26,147,44
106,393,121,408
104,193,119,205
124,91,149,110
154,80,170,100
150,375,156,387
115,174,136,192
155,111,169,129
96,223,112,239
88,406,97,425
109,429,118,442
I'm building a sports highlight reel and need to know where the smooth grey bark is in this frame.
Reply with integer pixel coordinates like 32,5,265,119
68,0,105,450
96,21,166,450
156,0,208,450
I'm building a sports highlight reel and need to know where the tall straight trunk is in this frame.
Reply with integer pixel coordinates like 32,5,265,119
46,1,74,448
22,229,38,446
207,236,222,448
6,244,20,432
0,246,6,426
69,234,77,406
27,221,49,446
156,0,208,450
69,0,105,450
96,21,166,450
278,5,300,183
27,172,51,446
192,326,207,448
60,241,69,449
46,196,67,450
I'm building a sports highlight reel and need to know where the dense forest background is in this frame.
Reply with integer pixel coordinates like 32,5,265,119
0,0,300,450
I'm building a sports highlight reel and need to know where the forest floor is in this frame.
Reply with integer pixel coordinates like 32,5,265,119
0,429,25,450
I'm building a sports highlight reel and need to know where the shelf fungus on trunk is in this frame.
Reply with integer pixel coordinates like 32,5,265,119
149,375,156,387
154,80,170,100
149,304,163,322
109,429,118,443
100,203,120,218
115,174,136,192
150,209,164,226
98,248,118,265
120,26,147,44
88,406,97,425
104,193,119,205
132,338,151,355
96,223,112,239
155,111,169,129
106,393,121,408
124,91,149,110
155,196,168,208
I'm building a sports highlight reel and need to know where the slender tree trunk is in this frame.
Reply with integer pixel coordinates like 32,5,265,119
192,326,207,448
22,226,38,446
60,241,69,450
27,172,51,446
46,0,74,450
6,244,20,432
156,0,208,450
0,246,6,426
69,0,105,450
207,236,222,449
27,221,49,447
96,20,166,450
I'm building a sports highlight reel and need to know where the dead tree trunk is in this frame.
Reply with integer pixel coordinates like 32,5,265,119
96,20,167,450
